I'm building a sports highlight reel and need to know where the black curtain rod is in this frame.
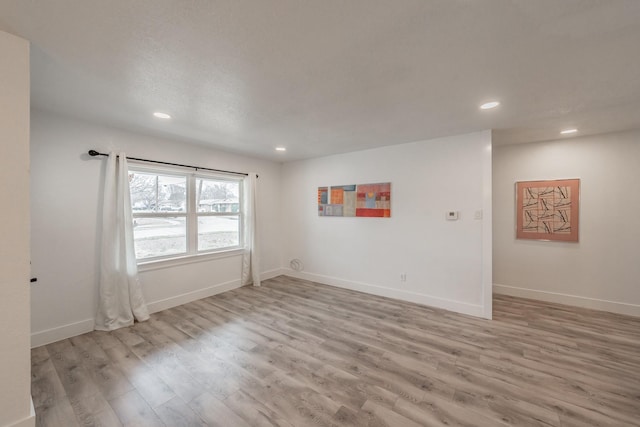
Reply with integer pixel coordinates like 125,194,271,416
88,150,254,178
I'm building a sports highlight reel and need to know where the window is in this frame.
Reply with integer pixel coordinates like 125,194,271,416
129,166,242,261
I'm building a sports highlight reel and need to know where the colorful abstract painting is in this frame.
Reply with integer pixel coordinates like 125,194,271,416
516,179,579,242
318,183,390,217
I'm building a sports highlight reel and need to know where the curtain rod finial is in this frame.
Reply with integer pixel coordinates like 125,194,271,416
88,150,100,156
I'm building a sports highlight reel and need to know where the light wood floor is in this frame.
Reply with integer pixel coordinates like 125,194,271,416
32,276,640,426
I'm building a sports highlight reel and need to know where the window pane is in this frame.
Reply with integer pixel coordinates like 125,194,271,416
133,216,187,259
196,178,240,213
198,215,240,251
130,172,187,213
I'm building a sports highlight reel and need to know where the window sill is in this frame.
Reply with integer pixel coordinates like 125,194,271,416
138,248,244,272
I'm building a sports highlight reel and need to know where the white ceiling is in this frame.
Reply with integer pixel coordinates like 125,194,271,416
1,1,639,161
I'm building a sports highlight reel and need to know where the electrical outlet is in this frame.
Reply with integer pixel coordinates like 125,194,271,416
400,273,407,282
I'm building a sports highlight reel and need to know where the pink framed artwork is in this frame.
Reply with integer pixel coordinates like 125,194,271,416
516,179,580,242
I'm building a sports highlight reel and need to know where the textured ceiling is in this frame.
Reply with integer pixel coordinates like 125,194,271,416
1,1,639,161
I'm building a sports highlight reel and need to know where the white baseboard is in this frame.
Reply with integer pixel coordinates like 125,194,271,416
31,318,95,348
4,396,36,427
147,278,243,314
148,267,284,313
283,269,485,318
494,283,640,317
260,268,285,282
31,268,285,348
5,414,35,427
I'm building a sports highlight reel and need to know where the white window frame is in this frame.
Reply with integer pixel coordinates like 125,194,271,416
129,163,244,267
192,173,243,254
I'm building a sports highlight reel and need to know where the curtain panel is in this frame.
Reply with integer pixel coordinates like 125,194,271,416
95,152,149,331
241,173,261,286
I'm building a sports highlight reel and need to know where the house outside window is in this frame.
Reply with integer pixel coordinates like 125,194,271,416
129,166,242,261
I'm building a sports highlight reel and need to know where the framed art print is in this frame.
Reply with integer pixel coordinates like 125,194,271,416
318,182,391,217
516,179,580,242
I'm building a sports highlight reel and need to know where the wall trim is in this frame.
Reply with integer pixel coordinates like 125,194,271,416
3,396,35,427
145,267,284,313
260,268,285,282
494,283,640,317
147,268,282,313
283,270,485,318
146,278,243,314
32,268,285,348
5,414,35,427
31,318,95,348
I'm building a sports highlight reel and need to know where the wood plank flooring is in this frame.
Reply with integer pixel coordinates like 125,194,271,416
32,276,640,426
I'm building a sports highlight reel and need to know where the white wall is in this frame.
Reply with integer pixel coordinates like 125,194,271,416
0,31,35,427
281,131,493,318
30,110,283,346
493,130,640,316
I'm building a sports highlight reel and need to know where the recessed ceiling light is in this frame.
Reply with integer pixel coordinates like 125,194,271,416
275,147,286,152
480,101,500,110
153,112,171,119
560,128,578,135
